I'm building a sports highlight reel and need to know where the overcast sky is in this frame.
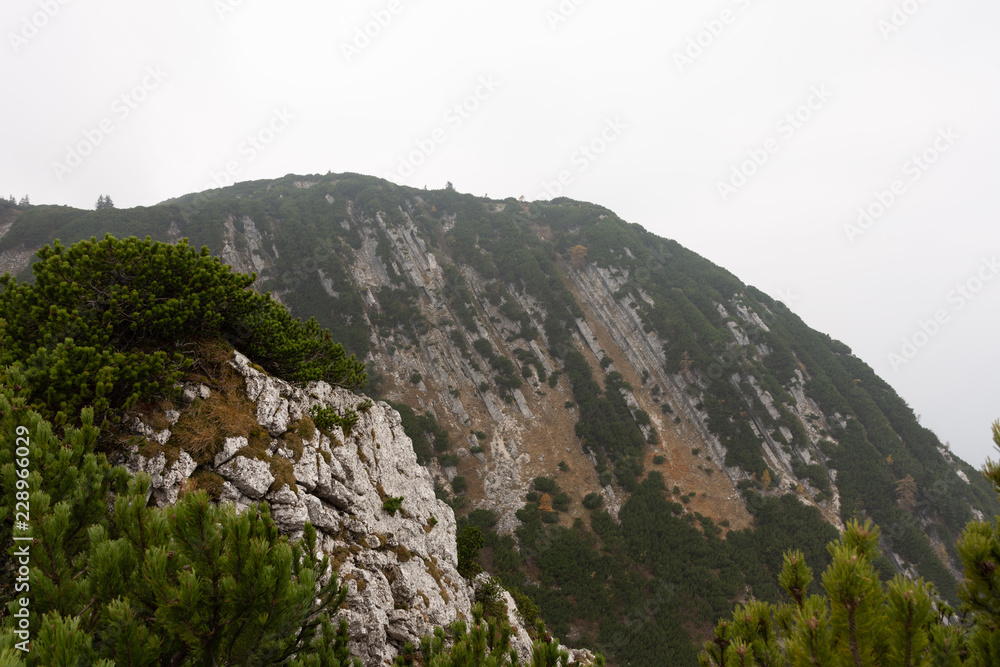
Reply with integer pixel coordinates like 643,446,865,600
3,0,998,467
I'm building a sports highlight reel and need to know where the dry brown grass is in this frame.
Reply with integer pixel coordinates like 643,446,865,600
190,470,226,500
425,556,450,603
171,361,263,465
296,415,317,442
129,397,175,431
280,428,305,463
139,438,182,466
269,456,298,493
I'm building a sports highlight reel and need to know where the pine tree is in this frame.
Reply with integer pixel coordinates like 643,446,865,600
896,475,917,512
956,420,1000,664
0,374,357,664
700,420,1000,666
0,235,366,434
700,521,948,666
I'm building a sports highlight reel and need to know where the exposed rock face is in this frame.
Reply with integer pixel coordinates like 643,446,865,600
0,210,35,277
124,351,584,665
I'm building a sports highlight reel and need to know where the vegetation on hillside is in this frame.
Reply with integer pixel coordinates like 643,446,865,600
0,236,593,665
455,472,841,664
0,370,592,664
700,421,1000,667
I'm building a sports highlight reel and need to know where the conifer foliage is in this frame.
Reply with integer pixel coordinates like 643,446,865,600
0,235,366,432
0,367,357,665
700,420,1000,667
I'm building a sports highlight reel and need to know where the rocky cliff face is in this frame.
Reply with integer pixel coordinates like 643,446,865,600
121,349,590,665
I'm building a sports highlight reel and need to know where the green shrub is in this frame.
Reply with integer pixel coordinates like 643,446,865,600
310,404,360,434
0,235,366,434
382,496,405,515
583,493,603,509
553,492,571,512
533,477,557,494
474,576,509,623
457,525,485,578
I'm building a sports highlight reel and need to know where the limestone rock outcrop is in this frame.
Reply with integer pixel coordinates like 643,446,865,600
123,351,480,664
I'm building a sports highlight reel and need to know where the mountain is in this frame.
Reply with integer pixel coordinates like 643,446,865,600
124,347,586,664
1,174,995,664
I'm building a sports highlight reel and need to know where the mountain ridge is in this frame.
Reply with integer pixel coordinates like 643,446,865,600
1,173,994,663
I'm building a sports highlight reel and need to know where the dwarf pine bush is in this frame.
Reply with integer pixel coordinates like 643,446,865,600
701,420,1000,667
0,235,366,434
0,369,358,665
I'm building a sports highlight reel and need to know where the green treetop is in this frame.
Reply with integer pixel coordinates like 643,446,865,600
0,234,366,434
700,420,1000,667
